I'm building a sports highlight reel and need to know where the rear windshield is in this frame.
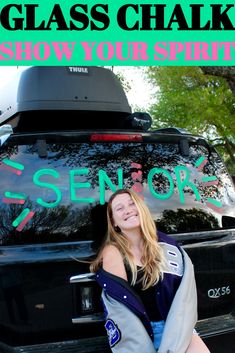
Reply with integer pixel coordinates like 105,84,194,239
0,139,234,245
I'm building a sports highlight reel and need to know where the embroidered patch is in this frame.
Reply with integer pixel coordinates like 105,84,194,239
105,319,121,347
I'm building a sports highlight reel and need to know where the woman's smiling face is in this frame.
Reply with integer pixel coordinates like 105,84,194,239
111,193,140,233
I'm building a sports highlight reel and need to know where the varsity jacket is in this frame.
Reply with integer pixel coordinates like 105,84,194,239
95,232,198,353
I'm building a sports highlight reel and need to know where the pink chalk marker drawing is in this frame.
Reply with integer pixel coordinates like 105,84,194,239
0,158,24,175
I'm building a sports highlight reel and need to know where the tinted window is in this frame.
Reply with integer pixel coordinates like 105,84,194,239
0,139,234,245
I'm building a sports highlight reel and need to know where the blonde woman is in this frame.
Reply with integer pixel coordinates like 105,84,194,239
91,189,210,353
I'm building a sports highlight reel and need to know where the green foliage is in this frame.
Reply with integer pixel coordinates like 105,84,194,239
147,66,235,174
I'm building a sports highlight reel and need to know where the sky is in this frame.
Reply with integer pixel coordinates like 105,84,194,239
113,66,156,110
0,66,155,111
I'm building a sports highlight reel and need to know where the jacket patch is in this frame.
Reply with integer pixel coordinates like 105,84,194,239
160,242,184,277
105,319,121,347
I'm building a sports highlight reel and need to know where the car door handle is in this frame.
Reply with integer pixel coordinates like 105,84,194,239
70,272,95,284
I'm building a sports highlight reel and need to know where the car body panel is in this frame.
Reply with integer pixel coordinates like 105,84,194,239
0,67,234,352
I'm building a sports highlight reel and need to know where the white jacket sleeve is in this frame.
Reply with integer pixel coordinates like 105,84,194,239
158,249,198,353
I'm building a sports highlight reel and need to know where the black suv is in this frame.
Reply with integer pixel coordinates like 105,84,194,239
0,66,234,353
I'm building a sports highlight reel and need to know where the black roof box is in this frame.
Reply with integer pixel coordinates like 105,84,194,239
0,66,132,132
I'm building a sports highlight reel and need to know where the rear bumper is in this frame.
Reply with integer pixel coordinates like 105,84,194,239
0,337,111,353
1,314,235,353
196,313,235,338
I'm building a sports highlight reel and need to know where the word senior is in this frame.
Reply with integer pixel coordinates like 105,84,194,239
32,166,201,207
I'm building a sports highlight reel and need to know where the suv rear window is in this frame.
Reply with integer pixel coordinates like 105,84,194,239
0,137,234,245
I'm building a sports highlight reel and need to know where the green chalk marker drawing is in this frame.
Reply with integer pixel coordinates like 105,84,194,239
12,208,31,227
5,192,27,200
2,159,24,170
1,154,223,232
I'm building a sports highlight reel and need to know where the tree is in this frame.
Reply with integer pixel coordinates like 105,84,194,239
200,66,235,95
147,66,235,174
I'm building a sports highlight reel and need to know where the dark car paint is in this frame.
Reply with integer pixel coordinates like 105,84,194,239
0,131,234,353
0,66,235,352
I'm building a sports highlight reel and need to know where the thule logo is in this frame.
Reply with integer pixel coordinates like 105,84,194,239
68,67,89,74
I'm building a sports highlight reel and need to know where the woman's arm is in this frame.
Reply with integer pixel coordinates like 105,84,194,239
102,244,128,281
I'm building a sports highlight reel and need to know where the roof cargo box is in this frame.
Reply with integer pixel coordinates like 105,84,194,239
0,66,132,132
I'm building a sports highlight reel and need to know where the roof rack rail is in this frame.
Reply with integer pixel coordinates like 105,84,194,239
155,127,190,134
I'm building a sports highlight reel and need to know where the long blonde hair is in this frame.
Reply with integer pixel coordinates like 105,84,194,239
90,189,165,289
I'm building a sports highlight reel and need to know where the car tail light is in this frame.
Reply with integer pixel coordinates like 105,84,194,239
90,134,143,142
80,286,93,313
70,273,104,323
